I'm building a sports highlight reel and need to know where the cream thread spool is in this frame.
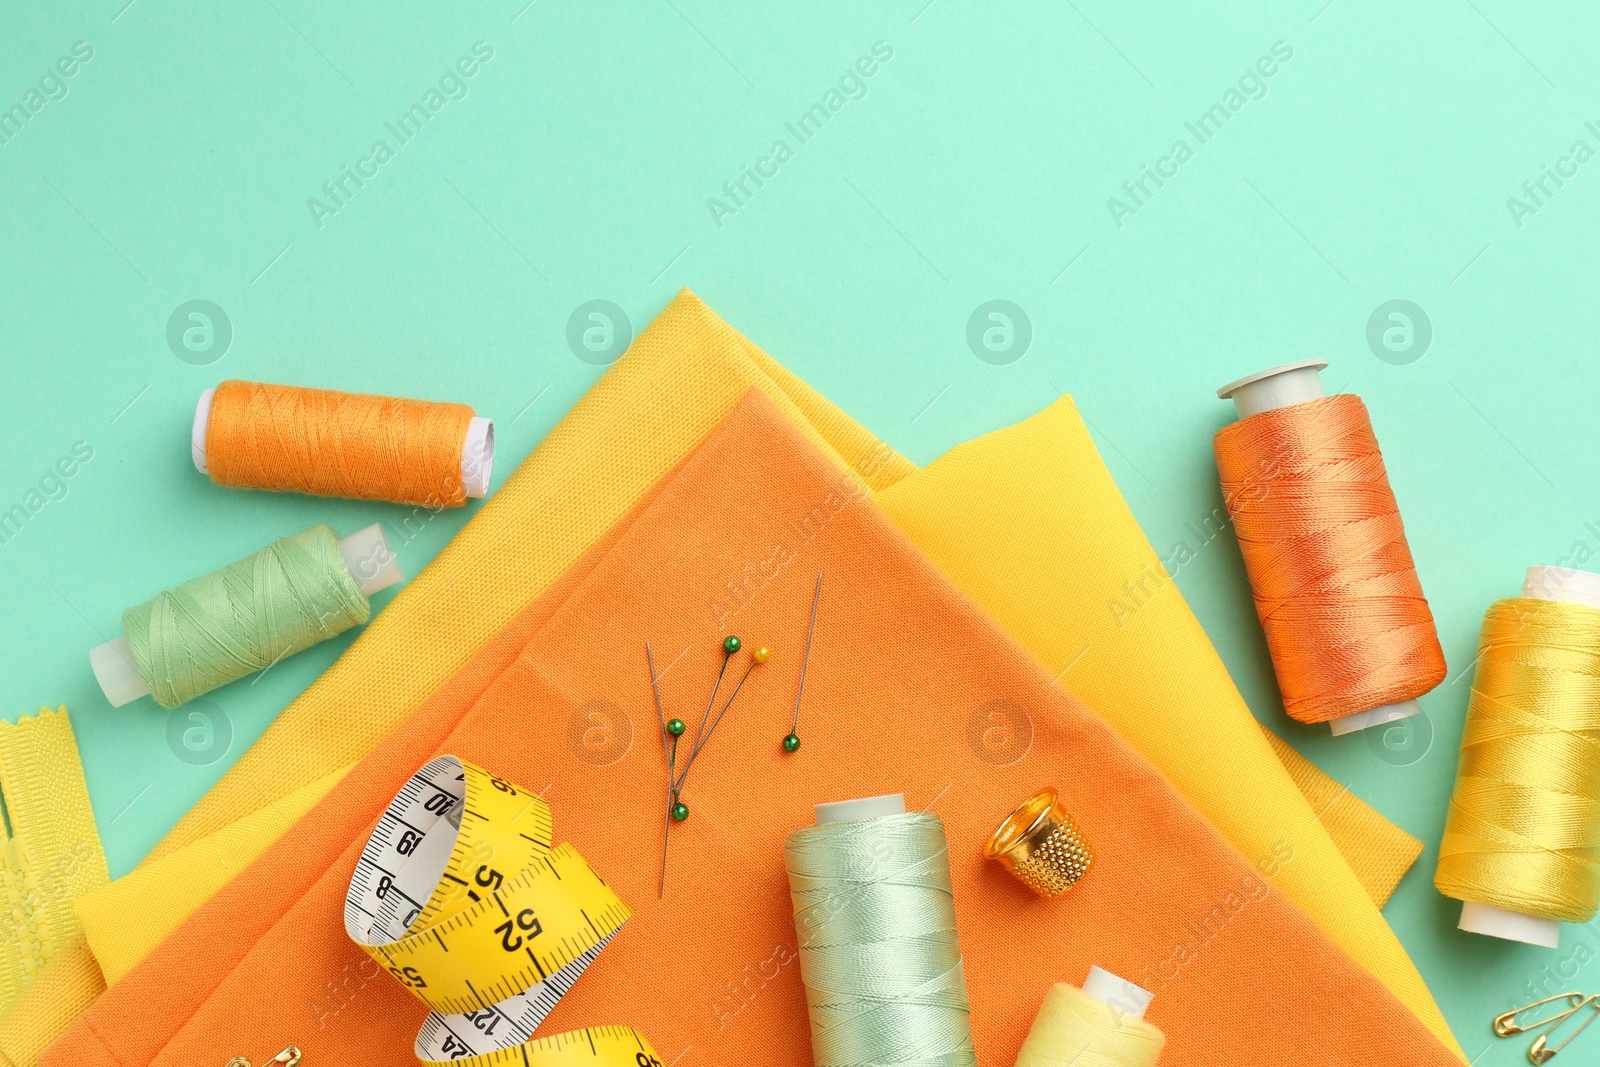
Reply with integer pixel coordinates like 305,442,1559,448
191,386,496,499
1217,359,1426,736
1453,565,1600,949
88,523,402,707
1016,968,1164,1067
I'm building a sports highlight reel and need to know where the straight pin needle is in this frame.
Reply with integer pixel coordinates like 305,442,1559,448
784,572,823,753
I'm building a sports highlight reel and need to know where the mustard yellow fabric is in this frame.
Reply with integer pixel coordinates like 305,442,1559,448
0,709,106,1010
1258,726,1425,909
73,766,350,986
3,290,1453,1063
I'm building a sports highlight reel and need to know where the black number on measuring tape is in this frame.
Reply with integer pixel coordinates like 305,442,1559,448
375,875,393,899
494,908,543,951
403,907,420,928
424,793,456,816
387,964,427,989
474,865,504,893
637,1053,662,1067
464,1006,501,1036
440,1033,472,1059
489,776,519,795
396,829,422,855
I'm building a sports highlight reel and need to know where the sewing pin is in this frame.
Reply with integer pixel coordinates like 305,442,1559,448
686,635,740,760
784,572,823,753
676,645,769,798
648,642,689,897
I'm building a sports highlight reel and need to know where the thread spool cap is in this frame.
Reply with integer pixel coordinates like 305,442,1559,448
1216,359,1329,419
1524,566,1600,610
1459,901,1560,949
1081,966,1154,1021
337,524,404,597
813,794,905,824
461,417,494,498
89,636,150,708
192,386,216,474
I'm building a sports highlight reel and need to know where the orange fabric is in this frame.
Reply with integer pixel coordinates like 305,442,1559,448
1214,394,1446,724
47,392,1459,1067
206,380,476,507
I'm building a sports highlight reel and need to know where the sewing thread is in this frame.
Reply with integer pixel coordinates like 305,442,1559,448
123,524,370,708
204,379,478,507
1213,392,1446,724
1015,983,1165,1067
785,810,976,1067
1436,598,1600,922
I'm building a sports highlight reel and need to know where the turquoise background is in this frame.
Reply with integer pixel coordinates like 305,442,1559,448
3,0,1598,1061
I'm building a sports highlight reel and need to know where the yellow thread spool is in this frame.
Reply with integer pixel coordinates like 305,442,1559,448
1015,969,1165,1067
1436,566,1600,948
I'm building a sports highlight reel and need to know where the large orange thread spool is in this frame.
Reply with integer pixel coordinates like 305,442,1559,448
192,380,494,508
1214,360,1446,735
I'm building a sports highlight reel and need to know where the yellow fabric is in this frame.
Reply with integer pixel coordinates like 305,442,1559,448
0,708,106,1012
1260,726,1424,908
5,290,1453,1062
73,766,350,987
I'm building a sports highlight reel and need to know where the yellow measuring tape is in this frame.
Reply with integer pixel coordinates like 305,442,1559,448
344,755,660,1066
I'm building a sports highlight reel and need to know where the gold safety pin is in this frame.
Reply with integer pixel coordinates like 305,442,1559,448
1529,995,1600,1065
225,1047,301,1067
1496,993,1585,1037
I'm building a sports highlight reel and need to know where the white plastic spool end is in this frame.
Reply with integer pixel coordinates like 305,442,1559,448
1459,901,1560,950
1328,699,1421,737
192,386,216,475
1523,565,1600,611
461,417,494,498
1081,966,1154,1021
337,523,405,598
1453,565,1600,948
1216,359,1329,419
89,636,150,708
814,794,905,824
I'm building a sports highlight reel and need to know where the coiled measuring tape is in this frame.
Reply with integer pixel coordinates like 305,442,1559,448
344,755,659,1067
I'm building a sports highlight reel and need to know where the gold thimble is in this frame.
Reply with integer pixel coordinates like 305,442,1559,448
984,787,1094,898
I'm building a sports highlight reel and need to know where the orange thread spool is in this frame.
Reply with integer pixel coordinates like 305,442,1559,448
197,380,491,508
1214,362,1445,729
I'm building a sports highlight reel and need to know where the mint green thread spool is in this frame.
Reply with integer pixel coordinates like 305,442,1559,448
89,523,402,708
785,794,977,1067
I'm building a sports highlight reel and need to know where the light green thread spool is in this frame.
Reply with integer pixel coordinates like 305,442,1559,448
785,795,977,1067
117,524,378,708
